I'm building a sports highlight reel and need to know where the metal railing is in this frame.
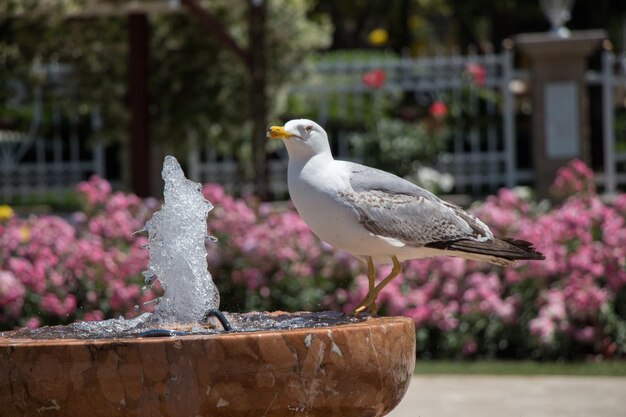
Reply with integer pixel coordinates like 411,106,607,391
278,49,520,194
586,49,626,195
3,49,626,200
0,63,104,202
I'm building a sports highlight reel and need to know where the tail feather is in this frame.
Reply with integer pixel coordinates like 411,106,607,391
425,237,545,265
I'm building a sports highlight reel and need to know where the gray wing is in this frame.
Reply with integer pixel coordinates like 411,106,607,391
339,162,493,247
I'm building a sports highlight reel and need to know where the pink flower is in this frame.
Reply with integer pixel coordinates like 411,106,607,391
24,317,40,328
0,271,25,317
109,282,141,310
462,340,478,356
260,286,270,298
361,69,386,89
529,316,556,344
40,293,77,317
551,159,595,199
613,194,626,213
465,62,487,86
428,101,448,119
9,257,45,293
407,305,431,327
573,326,596,343
83,310,105,321
76,175,112,206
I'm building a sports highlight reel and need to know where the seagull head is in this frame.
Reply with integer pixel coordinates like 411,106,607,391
267,119,332,160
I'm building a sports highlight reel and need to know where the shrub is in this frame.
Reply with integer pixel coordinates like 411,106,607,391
349,116,447,179
0,176,158,329
341,160,626,359
1,160,625,361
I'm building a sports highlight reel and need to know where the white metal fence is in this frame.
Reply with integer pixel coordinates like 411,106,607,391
281,50,521,194
586,50,626,195
186,135,289,197
0,64,104,202
188,50,527,196
266,50,626,194
250,47,624,195
3,50,625,200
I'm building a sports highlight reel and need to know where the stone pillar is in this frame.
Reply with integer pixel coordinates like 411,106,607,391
515,30,606,198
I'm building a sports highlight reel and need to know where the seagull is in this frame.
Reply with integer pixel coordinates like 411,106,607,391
268,119,544,314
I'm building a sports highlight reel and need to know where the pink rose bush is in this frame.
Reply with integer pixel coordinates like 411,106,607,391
0,176,158,329
344,160,625,359
0,160,625,361
550,159,596,199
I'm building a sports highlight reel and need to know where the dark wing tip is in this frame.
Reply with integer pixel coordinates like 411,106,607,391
425,237,545,261
501,238,545,260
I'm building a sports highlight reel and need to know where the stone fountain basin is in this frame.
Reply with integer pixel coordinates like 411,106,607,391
0,315,415,417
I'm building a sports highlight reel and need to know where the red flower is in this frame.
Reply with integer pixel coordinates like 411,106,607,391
465,62,486,86
361,69,386,89
428,100,448,119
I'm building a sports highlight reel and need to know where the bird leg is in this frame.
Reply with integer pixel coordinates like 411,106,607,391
352,256,402,315
370,256,402,303
351,257,376,315
364,256,402,314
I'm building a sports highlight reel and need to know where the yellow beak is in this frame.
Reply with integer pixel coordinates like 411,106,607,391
267,126,291,139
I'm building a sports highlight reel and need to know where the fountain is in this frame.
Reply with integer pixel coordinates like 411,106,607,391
0,156,415,417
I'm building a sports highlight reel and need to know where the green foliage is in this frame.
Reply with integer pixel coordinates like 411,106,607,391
349,117,447,178
1,9,129,144
150,0,331,156
5,190,82,212
0,0,331,167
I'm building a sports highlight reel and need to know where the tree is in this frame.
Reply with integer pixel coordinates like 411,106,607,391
310,0,626,54
0,0,330,196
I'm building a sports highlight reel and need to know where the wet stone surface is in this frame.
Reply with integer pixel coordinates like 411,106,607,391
1,311,364,340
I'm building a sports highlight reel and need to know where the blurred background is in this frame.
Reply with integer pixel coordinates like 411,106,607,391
1,0,626,366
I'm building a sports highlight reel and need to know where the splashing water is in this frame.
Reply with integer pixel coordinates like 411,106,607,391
143,155,219,323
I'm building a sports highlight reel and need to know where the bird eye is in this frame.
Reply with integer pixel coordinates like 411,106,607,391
305,125,313,132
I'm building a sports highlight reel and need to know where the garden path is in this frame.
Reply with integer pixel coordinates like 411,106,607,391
390,375,626,417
